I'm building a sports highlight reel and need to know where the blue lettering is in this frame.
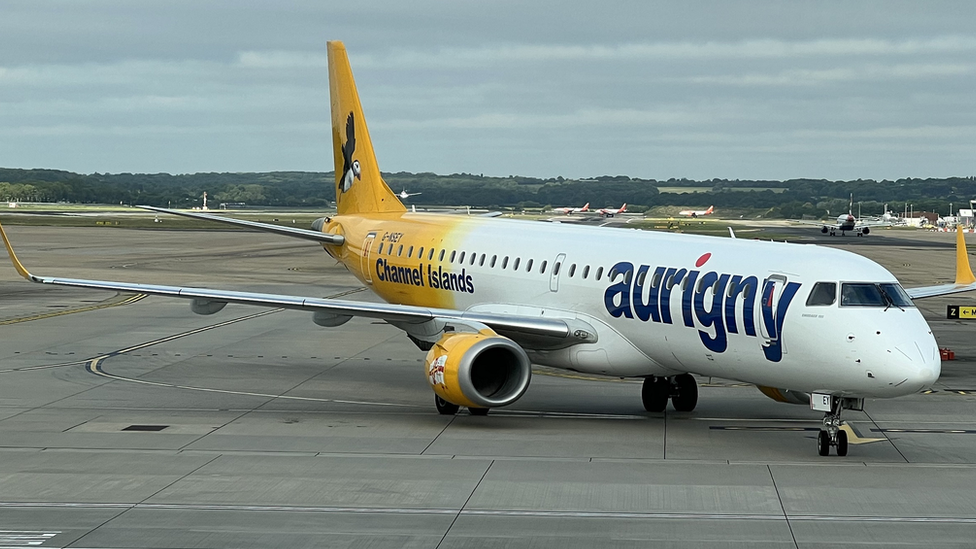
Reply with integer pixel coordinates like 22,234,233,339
632,265,663,322
603,262,634,319
761,281,801,362
694,272,729,353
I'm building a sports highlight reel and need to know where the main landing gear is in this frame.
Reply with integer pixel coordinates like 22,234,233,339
817,396,863,456
641,374,698,412
434,395,489,416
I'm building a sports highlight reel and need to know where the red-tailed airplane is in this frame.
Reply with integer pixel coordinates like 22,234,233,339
553,203,589,215
678,205,714,218
598,203,627,217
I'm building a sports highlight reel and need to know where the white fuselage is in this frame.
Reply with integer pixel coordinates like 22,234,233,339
347,213,940,399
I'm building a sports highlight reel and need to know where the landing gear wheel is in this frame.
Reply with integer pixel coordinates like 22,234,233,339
836,429,849,456
816,395,863,456
671,374,699,412
469,407,490,416
641,377,670,412
435,395,459,415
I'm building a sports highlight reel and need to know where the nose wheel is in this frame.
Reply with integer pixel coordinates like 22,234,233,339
816,396,861,456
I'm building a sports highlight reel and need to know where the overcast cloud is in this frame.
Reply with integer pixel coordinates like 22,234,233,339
1,0,974,180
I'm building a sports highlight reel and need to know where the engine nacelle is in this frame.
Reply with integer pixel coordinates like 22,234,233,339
425,330,531,409
757,385,810,406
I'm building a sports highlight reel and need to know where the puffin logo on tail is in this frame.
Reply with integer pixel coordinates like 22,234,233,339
340,112,361,197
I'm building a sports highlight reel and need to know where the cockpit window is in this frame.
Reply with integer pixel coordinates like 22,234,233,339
806,282,836,306
879,283,914,308
841,283,915,308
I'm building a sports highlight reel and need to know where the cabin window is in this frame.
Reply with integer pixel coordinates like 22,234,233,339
806,282,837,306
439,249,445,262
490,255,497,268
636,269,646,286
526,259,534,272
479,254,486,267
553,262,561,276
726,280,737,297
696,278,706,293
377,243,384,255
408,246,414,257
450,250,457,263
428,248,434,261
596,266,604,280
569,264,577,277
459,251,466,264
513,258,521,270
681,277,688,291
651,271,661,288
470,253,477,266
540,260,547,273
502,256,509,269
418,247,424,258
397,245,403,257
582,265,590,279
666,274,676,290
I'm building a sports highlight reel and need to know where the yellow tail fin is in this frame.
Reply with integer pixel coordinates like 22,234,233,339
956,225,976,285
328,41,405,216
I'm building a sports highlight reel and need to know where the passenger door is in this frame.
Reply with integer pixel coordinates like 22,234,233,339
549,253,566,292
361,232,377,284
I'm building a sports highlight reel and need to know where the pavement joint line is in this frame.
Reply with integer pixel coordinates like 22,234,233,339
0,502,975,523
0,292,148,325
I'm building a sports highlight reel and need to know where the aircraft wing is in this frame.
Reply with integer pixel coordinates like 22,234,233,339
789,219,830,227
906,228,976,299
854,219,894,228
0,223,589,347
137,205,345,245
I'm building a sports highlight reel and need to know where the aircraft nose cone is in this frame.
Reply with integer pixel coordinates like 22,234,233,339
893,339,941,393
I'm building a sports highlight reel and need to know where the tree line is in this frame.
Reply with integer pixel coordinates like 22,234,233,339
1,168,973,218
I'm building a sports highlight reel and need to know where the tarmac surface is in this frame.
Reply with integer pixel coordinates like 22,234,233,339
1,224,976,548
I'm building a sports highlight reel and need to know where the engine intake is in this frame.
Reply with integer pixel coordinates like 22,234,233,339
425,330,531,409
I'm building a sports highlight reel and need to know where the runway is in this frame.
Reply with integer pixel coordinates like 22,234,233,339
2,225,976,547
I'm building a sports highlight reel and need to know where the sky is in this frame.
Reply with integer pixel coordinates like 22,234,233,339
1,0,974,181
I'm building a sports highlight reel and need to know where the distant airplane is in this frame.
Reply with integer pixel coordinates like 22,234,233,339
4,41,972,457
398,189,421,199
794,195,892,236
598,203,627,217
679,205,714,218
553,203,589,215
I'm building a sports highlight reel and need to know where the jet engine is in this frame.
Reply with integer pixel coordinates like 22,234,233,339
425,330,531,409
757,385,810,405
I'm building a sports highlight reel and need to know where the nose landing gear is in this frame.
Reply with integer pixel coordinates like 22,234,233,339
817,396,863,456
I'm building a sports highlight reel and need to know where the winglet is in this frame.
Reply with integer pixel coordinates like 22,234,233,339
956,226,976,285
0,221,37,281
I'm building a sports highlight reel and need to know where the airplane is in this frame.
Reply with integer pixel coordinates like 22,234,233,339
2,40,973,457
553,203,589,215
794,195,892,236
678,205,714,218
398,189,421,199
598,203,627,217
